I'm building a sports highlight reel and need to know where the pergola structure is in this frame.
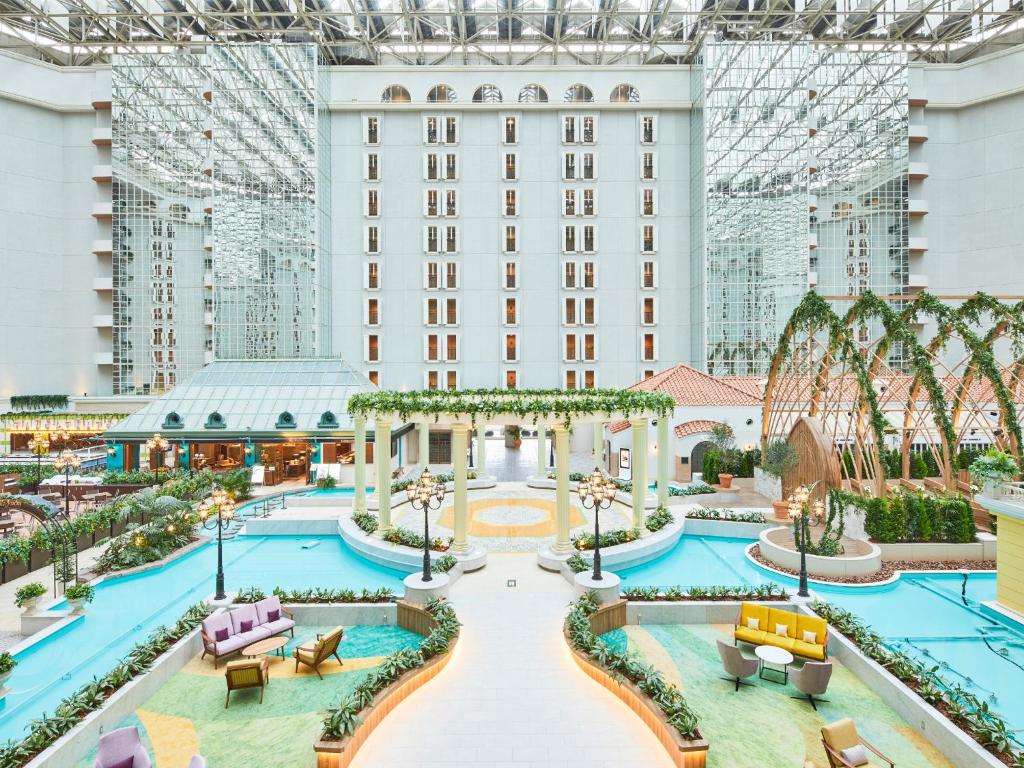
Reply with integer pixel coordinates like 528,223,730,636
347,389,675,553
762,291,1024,498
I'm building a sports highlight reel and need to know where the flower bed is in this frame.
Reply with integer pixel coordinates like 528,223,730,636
351,510,453,553
233,586,396,604
685,507,767,524
621,584,787,602
0,603,209,768
314,599,460,768
572,527,641,551
811,601,1024,767
565,593,707,767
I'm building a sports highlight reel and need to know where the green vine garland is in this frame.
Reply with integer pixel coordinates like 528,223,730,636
347,388,675,427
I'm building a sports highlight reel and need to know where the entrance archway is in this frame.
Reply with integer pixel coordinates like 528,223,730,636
690,441,713,474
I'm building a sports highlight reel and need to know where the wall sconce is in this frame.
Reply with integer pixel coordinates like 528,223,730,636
107,445,117,456
244,444,253,455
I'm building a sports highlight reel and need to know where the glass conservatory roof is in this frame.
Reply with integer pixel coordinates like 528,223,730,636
105,359,376,438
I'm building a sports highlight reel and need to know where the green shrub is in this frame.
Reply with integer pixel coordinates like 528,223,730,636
217,468,253,500
645,506,674,532
14,582,47,608
316,475,337,489
352,510,378,534
0,651,16,675
969,449,1019,485
431,554,458,574
701,449,719,485
64,583,95,603
910,452,929,479
834,487,974,544
565,553,589,573
571,527,641,551
686,507,766,524
763,439,799,479
233,586,395,604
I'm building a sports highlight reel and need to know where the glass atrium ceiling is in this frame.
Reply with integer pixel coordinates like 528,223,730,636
0,0,1020,65
105,359,376,437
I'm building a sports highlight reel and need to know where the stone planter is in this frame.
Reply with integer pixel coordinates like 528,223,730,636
0,669,12,687
718,473,733,489
20,598,41,614
67,598,88,614
757,528,882,579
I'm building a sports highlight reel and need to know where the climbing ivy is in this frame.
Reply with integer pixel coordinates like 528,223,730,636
347,388,675,427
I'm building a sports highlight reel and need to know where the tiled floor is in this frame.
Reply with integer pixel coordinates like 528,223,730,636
350,554,673,768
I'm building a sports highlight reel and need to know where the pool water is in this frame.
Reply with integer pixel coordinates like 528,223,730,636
615,533,1022,736
303,487,376,497
1,535,405,745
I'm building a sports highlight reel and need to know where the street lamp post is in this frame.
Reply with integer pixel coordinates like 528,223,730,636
577,468,617,581
27,433,50,494
145,433,169,483
53,449,82,518
198,488,236,600
406,469,445,582
787,484,821,599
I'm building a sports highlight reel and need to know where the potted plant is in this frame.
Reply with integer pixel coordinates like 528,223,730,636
316,475,337,490
969,449,1019,496
504,425,522,449
64,583,95,613
763,439,800,520
0,652,15,690
710,423,737,489
14,582,47,614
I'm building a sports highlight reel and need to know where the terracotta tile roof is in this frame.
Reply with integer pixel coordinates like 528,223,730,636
607,365,764,433
674,419,724,439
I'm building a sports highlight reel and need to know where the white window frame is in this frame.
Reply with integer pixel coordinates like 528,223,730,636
503,224,518,254
444,188,459,218
503,333,519,363
582,115,597,144
563,189,576,217
444,296,460,327
364,261,381,290
443,224,459,254
563,334,578,363
641,151,658,180
640,296,658,326
423,115,439,145
424,370,440,390
443,115,460,145
581,152,597,181
562,115,576,145
582,369,598,389
444,333,459,363
502,114,519,145
563,225,577,254
444,153,459,181
364,188,380,218
562,152,577,181
444,261,459,290
582,224,597,254
424,153,439,181
424,188,439,217
641,224,658,254
423,297,440,326
363,115,381,146
504,369,518,390
641,260,658,290
642,332,658,362
364,298,381,328
582,261,597,289
582,188,596,217
364,225,380,255
503,152,518,181
504,188,518,217
582,332,597,362
364,334,380,363
563,261,577,289
503,260,519,290
424,225,440,254
641,188,657,217
364,153,380,182
503,297,518,327
564,297,577,326
424,261,439,290
564,369,578,390
582,297,597,326
640,114,657,145
424,333,440,363
444,369,460,391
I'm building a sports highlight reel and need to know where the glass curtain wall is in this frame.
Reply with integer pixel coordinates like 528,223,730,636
694,42,909,375
211,44,330,360
112,52,210,395
811,49,909,366
111,45,331,395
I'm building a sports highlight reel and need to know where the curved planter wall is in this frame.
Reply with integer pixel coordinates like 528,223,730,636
367,478,496,511
758,527,882,579
338,514,486,573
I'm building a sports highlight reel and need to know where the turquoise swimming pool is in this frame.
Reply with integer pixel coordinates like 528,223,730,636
302,486,376,496
0,535,405,745
615,533,1022,737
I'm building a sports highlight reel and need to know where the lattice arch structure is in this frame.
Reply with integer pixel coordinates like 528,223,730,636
762,292,1024,497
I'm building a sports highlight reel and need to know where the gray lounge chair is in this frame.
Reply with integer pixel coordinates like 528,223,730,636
790,660,833,710
716,639,759,691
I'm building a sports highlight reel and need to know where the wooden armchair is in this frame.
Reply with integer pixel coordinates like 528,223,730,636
821,719,894,767
293,626,344,679
224,658,269,708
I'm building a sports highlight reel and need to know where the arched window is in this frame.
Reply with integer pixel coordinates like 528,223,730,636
472,84,503,103
381,84,411,103
205,411,226,429
276,411,297,429
427,84,457,103
564,83,593,103
609,83,639,103
518,83,548,103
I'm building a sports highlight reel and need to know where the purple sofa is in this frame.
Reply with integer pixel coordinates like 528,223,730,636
93,726,151,768
200,596,295,667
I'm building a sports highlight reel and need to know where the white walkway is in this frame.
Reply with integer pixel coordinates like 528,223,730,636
350,555,672,768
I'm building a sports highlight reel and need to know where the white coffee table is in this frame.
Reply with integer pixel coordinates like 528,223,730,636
755,645,794,684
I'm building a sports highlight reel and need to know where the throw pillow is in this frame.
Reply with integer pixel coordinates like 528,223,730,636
775,623,789,637
268,609,280,623
840,744,869,766
215,627,230,642
745,617,760,631
802,629,818,644
108,757,135,768
240,619,253,633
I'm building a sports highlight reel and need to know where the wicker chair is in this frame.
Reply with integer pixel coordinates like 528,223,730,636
224,657,269,708
293,626,344,679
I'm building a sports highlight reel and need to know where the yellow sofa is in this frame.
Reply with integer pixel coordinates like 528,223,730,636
733,603,828,660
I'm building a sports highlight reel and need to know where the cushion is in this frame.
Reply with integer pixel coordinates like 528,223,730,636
762,633,796,652
215,628,230,642
775,623,789,637
229,604,259,635
793,639,827,661
240,619,253,633
264,617,295,636
237,626,273,645
255,596,283,625
797,614,827,645
108,757,135,768
768,608,798,637
746,617,760,631
840,745,868,766
821,718,860,752
739,603,770,632
214,634,249,655
802,629,818,644
268,609,280,623
202,612,231,640
733,627,766,646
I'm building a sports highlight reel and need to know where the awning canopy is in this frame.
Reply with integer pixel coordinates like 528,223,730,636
103,359,379,441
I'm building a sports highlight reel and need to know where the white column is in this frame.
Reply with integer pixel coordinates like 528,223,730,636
451,424,470,553
630,418,648,528
419,422,430,470
354,415,367,514
553,424,572,552
657,416,669,510
592,421,604,469
476,423,486,476
376,418,393,531
536,425,547,475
